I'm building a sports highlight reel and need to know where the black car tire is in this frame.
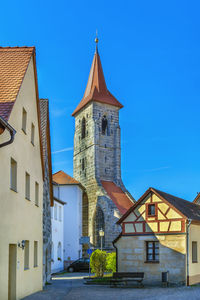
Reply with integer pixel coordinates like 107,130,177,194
68,267,74,273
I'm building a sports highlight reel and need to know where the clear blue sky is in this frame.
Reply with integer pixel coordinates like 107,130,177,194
1,0,200,201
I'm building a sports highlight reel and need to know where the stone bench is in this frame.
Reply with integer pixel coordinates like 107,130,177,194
110,272,144,288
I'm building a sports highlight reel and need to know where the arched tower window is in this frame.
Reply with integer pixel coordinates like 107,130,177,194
102,115,108,135
82,158,85,171
93,206,105,248
81,117,86,139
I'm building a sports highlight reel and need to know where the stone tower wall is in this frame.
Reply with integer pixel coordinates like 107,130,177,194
73,101,125,248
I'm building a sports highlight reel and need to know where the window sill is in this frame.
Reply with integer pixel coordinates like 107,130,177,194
192,261,198,263
31,141,35,146
24,268,29,271
144,261,159,264
35,204,39,207
25,197,31,201
10,188,18,193
34,265,38,268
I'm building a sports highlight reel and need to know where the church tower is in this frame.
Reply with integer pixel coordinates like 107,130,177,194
72,39,134,249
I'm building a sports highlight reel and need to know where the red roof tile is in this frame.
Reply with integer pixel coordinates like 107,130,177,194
101,180,134,215
53,170,80,185
72,50,123,116
0,47,34,120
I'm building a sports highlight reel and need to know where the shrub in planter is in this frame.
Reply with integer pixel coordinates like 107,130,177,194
57,257,62,261
90,249,107,277
106,252,116,273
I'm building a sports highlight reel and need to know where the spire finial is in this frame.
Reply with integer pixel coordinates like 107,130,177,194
95,30,99,53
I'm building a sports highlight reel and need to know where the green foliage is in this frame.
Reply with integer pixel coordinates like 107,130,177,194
90,249,107,277
106,252,116,273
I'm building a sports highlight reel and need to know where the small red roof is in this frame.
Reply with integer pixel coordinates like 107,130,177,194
72,49,123,116
53,170,80,185
101,180,134,215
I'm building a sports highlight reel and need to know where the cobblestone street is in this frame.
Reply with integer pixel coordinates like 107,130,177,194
22,273,200,300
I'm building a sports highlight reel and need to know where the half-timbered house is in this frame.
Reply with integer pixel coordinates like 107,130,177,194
114,187,200,285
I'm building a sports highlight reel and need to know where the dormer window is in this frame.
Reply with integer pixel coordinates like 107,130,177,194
81,117,86,139
148,204,156,216
102,115,108,135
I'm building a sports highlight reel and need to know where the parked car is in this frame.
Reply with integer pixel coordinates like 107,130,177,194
67,258,90,272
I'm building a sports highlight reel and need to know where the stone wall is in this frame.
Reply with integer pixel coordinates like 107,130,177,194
73,101,129,249
115,234,186,285
42,148,52,285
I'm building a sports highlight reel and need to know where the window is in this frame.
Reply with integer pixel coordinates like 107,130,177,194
31,123,35,145
54,204,57,220
34,241,38,267
51,242,54,261
59,206,62,221
24,240,29,270
57,242,62,260
148,204,156,216
81,117,86,139
146,241,159,262
102,115,108,135
35,182,39,206
192,241,198,263
22,108,27,133
25,172,30,200
82,158,85,171
10,158,17,191
93,206,105,248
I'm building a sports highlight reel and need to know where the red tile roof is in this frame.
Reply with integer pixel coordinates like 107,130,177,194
0,47,34,120
101,180,134,215
72,50,123,116
53,170,80,185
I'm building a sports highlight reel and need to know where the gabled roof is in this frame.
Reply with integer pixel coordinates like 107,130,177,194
101,180,134,215
39,99,53,206
118,187,200,224
53,170,80,185
0,46,44,178
72,49,123,116
193,193,200,204
0,47,34,120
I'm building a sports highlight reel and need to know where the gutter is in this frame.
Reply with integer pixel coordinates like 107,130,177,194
0,116,16,148
186,218,192,286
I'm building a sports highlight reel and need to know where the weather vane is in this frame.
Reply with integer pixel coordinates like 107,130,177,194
95,30,99,52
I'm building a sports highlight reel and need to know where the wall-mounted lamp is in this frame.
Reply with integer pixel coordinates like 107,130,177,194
18,240,25,250
99,229,104,251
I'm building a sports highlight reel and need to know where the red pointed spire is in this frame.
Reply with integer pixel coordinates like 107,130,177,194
72,42,123,116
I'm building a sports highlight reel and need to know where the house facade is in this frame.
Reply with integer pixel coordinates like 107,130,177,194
114,188,200,285
51,197,65,273
0,47,44,299
72,41,134,250
53,171,83,262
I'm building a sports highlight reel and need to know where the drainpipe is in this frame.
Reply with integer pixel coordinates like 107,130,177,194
113,242,118,272
0,116,16,148
186,218,192,286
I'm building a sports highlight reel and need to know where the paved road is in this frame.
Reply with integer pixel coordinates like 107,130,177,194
23,272,200,300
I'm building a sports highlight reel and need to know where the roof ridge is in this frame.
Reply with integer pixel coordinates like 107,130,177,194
152,187,191,204
0,46,35,49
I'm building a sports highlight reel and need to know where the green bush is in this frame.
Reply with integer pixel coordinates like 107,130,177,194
90,249,107,277
106,252,116,273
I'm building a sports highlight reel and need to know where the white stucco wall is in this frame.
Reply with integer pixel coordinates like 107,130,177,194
51,200,64,273
0,57,43,299
53,184,83,261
